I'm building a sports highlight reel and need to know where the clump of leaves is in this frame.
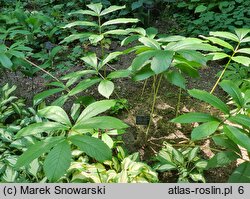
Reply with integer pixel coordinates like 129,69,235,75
154,142,207,182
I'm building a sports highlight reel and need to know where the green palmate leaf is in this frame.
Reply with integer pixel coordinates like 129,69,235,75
76,100,116,123
219,80,244,106
165,70,186,89
68,78,101,96
151,50,174,74
237,48,250,55
33,88,64,106
121,35,140,46
212,135,241,154
63,21,98,28
98,80,114,99
209,52,230,60
224,125,250,152
232,56,250,66
69,135,112,162
87,3,103,15
73,116,128,130
191,121,220,141
44,140,71,182
107,69,131,79
69,10,98,17
102,18,139,26
171,112,219,123
8,50,25,58
15,137,64,168
201,36,234,50
195,5,207,13
228,114,250,128
241,37,250,43
60,33,91,43
100,51,123,68
0,53,13,69
130,50,156,71
228,162,250,182
100,5,126,16
132,64,155,81
138,37,161,50
207,151,239,169
188,89,230,114
89,34,104,44
15,122,69,138
51,95,68,107
62,70,97,81
235,28,250,41
104,29,129,35
157,35,186,43
81,53,98,68
177,50,207,65
38,106,71,127
209,31,239,42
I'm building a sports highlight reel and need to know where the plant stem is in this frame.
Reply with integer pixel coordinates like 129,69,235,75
175,87,182,117
23,58,60,82
141,79,148,96
145,74,163,138
210,43,240,94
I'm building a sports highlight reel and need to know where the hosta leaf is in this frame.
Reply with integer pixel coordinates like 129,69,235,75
151,50,174,74
98,80,114,99
219,80,244,106
15,137,64,168
188,89,230,114
51,95,68,107
232,56,250,66
76,100,116,123
209,31,239,42
38,106,71,127
138,37,161,50
0,53,13,69
102,18,139,26
101,133,114,148
100,5,126,16
63,21,98,28
44,140,71,182
33,88,64,106
165,70,186,89
191,121,220,140
228,162,250,182
237,48,250,55
16,122,69,138
188,147,199,162
68,78,101,96
69,135,112,162
121,35,139,46
156,164,176,172
171,112,219,123
224,125,250,152
207,151,239,169
157,35,185,43
228,114,250,128
73,116,129,130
